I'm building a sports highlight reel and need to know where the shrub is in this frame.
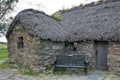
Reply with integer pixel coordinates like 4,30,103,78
51,13,62,21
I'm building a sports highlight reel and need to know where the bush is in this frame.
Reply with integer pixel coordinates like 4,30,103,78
51,13,62,21
0,23,6,31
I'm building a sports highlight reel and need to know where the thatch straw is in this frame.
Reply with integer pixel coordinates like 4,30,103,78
60,0,120,41
6,0,120,42
6,9,67,41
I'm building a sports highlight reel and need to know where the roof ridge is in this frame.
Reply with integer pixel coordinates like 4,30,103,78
57,0,120,14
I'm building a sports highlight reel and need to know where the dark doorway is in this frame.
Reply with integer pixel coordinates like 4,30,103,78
94,41,108,70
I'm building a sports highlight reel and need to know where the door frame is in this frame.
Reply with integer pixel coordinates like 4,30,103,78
94,41,108,70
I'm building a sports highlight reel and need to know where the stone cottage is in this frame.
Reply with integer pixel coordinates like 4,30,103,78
6,0,120,72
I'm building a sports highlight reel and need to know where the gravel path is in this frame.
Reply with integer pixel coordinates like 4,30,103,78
0,68,119,80
0,59,119,80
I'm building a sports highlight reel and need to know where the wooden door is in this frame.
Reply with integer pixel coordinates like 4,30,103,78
95,41,108,70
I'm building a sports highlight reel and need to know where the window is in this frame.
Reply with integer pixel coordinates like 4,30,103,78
18,37,24,49
71,42,77,51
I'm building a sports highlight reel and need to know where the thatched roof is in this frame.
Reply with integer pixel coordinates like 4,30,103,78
6,0,120,42
60,0,120,41
6,9,67,41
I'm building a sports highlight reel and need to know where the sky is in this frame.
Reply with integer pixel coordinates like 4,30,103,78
12,0,99,16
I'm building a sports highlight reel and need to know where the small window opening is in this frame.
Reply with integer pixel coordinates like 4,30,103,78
18,37,24,49
71,42,77,51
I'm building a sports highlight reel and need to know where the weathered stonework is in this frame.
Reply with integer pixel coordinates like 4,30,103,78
8,24,96,72
108,42,120,72
8,24,120,72
77,41,95,68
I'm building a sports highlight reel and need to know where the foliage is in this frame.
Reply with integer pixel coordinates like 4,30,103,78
0,0,18,20
0,23,6,30
19,68,39,76
51,13,62,21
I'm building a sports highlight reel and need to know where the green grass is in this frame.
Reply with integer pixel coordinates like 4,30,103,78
55,68,66,74
44,66,53,74
0,48,8,59
88,68,95,72
0,61,9,68
19,68,39,76
0,44,7,48
0,44,8,59
0,60,39,76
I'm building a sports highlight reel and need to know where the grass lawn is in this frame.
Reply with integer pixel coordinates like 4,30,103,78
0,44,7,48
0,44,8,59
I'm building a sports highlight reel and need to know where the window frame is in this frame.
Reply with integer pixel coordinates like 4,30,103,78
18,37,24,49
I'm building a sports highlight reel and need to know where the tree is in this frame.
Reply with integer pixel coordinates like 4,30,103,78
0,0,18,20
0,23,6,31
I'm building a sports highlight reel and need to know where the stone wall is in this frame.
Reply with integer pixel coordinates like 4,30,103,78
8,23,95,72
108,41,120,72
8,24,120,72
8,24,65,72
77,41,95,68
